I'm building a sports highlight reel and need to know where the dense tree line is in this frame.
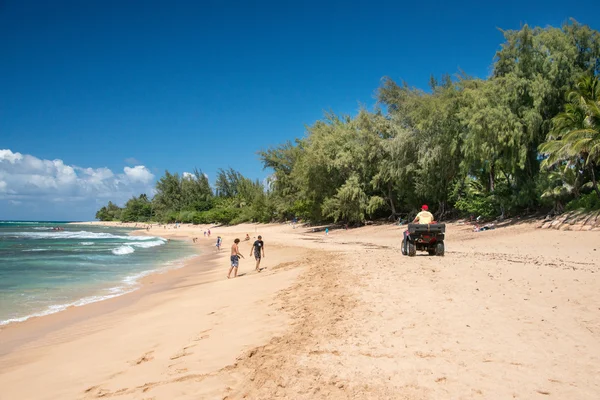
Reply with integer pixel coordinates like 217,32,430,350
97,20,600,224
97,168,270,224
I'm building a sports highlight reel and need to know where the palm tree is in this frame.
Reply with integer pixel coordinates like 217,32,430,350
539,75,600,199
541,168,578,214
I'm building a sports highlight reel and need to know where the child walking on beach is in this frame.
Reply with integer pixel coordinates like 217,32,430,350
216,236,222,251
250,235,265,272
227,239,244,279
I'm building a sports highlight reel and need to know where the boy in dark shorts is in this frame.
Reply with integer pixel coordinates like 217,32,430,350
227,238,245,279
250,235,265,272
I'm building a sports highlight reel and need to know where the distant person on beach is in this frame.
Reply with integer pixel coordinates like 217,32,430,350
245,233,250,241
228,239,244,279
208,229,211,237
216,236,222,251
325,227,329,236
250,235,265,272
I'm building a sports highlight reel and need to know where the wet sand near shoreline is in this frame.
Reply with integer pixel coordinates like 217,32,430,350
1,221,599,399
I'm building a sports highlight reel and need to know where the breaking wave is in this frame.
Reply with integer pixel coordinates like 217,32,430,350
112,245,135,255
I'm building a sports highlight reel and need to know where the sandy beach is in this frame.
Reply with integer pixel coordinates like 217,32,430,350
1,220,599,399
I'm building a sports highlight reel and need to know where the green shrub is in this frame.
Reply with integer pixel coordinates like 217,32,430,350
566,192,600,211
454,195,497,218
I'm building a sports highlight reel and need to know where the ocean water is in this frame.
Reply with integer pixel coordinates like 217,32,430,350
0,221,197,326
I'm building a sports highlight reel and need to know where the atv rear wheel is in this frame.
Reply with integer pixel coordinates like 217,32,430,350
408,242,416,257
428,248,436,256
401,239,407,256
435,241,445,256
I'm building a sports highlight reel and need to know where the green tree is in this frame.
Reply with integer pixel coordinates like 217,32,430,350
540,75,600,199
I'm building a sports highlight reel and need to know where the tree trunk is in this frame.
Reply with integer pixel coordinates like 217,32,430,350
501,169,511,188
387,183,397,220
573,161,582,198
489,164,496,192
437,200,446,221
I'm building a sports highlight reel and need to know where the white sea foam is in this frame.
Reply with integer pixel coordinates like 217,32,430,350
112,245,135,255
0,254,200,327
79,242,95,246
0,221,47,224
0,289,136,326
1,230,164,241
22,248,48,252
128,239,166,249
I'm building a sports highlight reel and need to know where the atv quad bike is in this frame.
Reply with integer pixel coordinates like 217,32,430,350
401,223,445,257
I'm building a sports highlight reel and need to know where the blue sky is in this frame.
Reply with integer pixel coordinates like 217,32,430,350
1,0,599,220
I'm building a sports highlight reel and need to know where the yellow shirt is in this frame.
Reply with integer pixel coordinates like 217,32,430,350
415,211,434,224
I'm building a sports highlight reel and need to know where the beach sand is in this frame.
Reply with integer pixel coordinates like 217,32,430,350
1,220,599,399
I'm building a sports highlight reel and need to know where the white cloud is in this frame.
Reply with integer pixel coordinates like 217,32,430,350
0,149,156,219
124,166,154,184
182,172,209,181
0,149,23,163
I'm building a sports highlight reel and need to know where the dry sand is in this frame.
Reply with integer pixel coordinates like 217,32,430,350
1,220,599,399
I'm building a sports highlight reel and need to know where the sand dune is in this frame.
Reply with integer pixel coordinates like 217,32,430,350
1,221,599,399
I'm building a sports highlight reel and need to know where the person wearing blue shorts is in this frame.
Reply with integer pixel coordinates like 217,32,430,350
227,238,245,279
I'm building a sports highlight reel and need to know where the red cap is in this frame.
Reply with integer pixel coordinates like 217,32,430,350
421,204,428,211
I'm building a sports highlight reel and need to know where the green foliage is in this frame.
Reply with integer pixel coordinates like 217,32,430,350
121,194,152,222
566,192,600,211
452,179,498,218
540,74,600,202
98,21,600,224
322,174,369,223
95,201,123,221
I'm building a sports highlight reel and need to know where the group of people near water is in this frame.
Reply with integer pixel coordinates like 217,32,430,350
187,230,265,279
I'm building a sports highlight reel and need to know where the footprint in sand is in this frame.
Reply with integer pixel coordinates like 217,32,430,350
167,365,189,375
131,351,154,366
191,328,211,342
170,349,192,360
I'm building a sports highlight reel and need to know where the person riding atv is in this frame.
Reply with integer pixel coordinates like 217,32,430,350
403,205,435,241
413,204,434,224
402,204,445,257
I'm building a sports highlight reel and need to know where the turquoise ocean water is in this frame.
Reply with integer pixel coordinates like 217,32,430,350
0,221,197,326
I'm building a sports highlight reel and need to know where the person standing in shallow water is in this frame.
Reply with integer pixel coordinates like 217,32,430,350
227,238,244,279
250,235,265,272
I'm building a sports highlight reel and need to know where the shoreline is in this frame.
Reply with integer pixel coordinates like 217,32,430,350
0,221,307,399
0,224,219,357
